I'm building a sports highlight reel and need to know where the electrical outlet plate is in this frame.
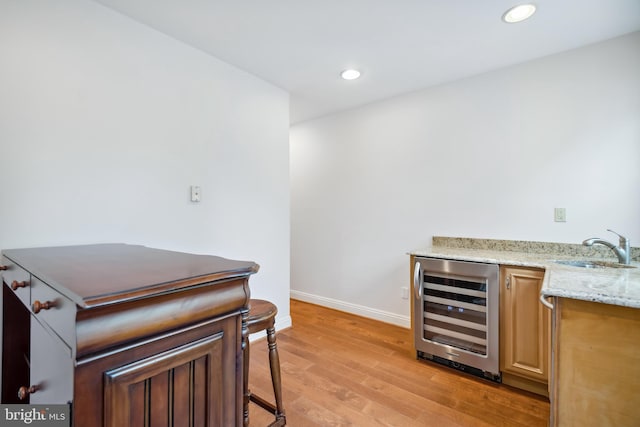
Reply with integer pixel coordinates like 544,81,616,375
554,207,566,222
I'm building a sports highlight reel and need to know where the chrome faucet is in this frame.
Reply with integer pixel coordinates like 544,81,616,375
582,229,631,264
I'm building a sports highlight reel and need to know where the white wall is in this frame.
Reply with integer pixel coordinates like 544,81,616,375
0,0,291,327
290,32,640,327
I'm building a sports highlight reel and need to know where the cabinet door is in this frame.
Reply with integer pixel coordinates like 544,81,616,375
554,298,640,426
500,266,549,383
104,333,225,427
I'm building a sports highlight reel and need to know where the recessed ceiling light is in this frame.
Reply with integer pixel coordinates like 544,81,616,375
502,4,537,23
341,69,361,80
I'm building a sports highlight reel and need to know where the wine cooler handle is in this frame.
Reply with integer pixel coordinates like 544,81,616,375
413,261,423,299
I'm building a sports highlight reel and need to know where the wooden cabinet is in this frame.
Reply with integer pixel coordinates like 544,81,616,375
98,316,235,427
551,297,640,426
500,266,550,396
0,244,258,426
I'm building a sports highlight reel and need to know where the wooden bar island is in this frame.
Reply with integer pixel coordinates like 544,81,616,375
0,243,259,426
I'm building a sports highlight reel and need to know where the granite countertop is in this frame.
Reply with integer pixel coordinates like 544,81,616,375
410,237,640,309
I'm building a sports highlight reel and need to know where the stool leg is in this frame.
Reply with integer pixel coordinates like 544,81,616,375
266,326,285,421
243,334,250,427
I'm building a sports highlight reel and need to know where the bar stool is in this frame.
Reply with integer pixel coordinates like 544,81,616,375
243,299,286,427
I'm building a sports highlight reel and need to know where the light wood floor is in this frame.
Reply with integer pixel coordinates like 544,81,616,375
247,299,550,427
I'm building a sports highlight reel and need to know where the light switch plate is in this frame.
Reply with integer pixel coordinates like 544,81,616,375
190,186,201,203
554,207,566,222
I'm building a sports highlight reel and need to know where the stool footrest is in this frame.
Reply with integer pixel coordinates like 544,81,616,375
249,393,286,426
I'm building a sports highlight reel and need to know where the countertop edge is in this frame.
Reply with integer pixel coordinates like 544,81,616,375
410,247,640,309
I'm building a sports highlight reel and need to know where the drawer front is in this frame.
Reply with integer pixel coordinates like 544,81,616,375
30,276,76,348
29,317,73,404
1,256,31,307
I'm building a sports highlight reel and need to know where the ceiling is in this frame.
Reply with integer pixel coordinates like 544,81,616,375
93,0,640,124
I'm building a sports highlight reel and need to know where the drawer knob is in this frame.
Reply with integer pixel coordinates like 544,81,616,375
17,385,39,400
32,299,56,313
0,265,7,271
11,280,28,290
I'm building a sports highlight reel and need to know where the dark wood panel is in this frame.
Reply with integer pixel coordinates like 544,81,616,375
149,371,170,427
129,381,146,426
75,278,247,358
76,314,239,427
104,332,224,427
2,244,258,308
172,362,191,424
193,355,208,427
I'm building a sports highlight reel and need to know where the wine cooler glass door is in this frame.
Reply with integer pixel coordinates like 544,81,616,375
413,257,499,377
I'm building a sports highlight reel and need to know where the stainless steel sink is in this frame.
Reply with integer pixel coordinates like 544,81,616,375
554,260,636,269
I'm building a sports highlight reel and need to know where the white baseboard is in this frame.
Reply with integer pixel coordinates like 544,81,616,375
290,290,411,329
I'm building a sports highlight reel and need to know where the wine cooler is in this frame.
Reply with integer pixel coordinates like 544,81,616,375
412,256,500,381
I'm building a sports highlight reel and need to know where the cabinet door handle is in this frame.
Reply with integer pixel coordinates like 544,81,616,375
11,280,28,290
18,385,40,400
539,293,554,310
32,299,56,313
0,265,7,271
505,276,510,290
